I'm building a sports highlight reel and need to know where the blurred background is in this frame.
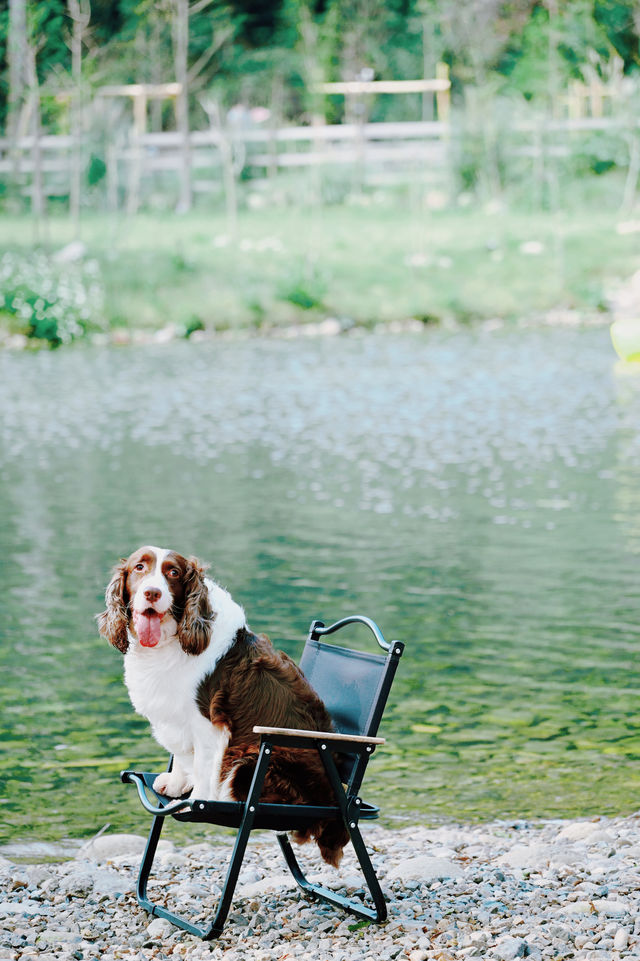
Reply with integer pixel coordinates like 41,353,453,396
2,2,640,855
1,0,640,340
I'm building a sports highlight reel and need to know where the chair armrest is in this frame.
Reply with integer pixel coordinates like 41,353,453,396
253,726,385,746
121,770,194,817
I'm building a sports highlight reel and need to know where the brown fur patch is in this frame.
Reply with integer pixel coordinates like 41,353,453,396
197,629,349,866
97,559,130,653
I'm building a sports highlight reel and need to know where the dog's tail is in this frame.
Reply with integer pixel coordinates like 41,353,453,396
291,819,350,867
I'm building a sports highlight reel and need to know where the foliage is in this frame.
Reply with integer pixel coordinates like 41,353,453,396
277,260,327,310
1,192,636,341
2,1,640,223
2,1,640,132
0,250,104,345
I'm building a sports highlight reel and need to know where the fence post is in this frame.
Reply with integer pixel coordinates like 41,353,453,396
126,91,146,215
435,62,450,125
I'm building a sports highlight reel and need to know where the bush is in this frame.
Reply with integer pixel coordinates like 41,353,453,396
0,251,105,346
277,263,327,311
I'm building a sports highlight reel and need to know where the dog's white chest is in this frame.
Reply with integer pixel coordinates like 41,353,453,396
124,646,200,752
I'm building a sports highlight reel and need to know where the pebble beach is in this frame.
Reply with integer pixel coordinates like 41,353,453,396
3,813,640,961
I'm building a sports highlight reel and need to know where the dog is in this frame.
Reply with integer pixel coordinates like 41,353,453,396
97,545,348,866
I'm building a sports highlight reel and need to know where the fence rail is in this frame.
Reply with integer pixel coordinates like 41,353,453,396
0,113,638,213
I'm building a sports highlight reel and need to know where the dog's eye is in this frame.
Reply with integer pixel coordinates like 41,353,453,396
134,563,145,572
167,568,180,579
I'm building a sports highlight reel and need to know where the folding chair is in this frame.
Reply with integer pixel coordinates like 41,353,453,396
121,615,404,939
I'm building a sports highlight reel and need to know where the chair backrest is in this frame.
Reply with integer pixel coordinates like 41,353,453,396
299,617,404,792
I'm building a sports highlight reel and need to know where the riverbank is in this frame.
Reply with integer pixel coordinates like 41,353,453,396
0,204,639,348
0,305,615,352
3,813,640,960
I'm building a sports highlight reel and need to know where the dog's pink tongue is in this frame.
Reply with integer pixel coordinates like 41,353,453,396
133,611,162,647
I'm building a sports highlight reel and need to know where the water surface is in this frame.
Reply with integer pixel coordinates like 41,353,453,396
1,326,640,848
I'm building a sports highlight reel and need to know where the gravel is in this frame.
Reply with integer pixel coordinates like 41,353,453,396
2,812,640,960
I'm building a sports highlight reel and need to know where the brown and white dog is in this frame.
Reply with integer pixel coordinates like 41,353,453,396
97,546,348,865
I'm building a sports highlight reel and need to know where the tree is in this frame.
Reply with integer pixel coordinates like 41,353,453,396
7,0,28,139
174,0,191,211
67,0,91,229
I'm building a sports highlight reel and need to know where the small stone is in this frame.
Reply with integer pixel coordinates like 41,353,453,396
238,875,294,898
80,833,148,861
613,928,629,950
386,855,464,882
146,917,174,939
154,324,178,344
496,843,550,871
469,931,490,946
4,333,29,350
563,901,594,915
58,871,95,898
592,898,628,917
493,936,528,960
317,318,342,337
24,865,52,887
37,928,81,946
158,851,189,868
91,866,132,897
557,821,602,841
0,900,41,917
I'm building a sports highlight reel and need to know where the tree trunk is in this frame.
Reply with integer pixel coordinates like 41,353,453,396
7,0,28,140
174,0,191,212
25,43,45,227
67,0,91,232
7,0,29,202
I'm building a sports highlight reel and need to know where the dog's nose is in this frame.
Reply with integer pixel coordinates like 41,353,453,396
144,588,162,603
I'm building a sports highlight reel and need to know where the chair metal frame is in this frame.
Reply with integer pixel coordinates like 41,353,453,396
121,615,404,940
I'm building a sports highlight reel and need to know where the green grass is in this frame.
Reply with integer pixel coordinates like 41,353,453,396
0,194,638,339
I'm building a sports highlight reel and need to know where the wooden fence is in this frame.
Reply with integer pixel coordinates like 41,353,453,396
0,118,453,213
0,113,638,214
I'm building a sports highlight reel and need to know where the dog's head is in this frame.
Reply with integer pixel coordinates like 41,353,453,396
97,546,215,655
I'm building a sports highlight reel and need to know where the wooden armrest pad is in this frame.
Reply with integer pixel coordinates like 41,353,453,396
253,725,385,745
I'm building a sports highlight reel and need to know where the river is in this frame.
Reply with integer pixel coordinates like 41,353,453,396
1,325,639,849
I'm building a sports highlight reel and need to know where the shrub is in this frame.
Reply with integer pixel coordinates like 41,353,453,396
277,263,327,311
0,251,105,346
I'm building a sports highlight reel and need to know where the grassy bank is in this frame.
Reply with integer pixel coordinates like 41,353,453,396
0,199,639,344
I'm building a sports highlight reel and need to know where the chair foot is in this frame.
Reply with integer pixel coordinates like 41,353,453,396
137,900,224,940
277,831,387,923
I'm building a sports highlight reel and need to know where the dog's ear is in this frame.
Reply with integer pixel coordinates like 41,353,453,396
178,557,215,655
97,559,130,653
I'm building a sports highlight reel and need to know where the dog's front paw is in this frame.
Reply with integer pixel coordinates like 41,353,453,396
153,771,194,798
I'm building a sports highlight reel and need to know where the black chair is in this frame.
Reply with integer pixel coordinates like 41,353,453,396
121,615,404,940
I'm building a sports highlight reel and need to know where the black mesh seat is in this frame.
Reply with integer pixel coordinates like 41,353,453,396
121,615,404,939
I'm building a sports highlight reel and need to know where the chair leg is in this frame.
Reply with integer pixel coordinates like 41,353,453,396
277,825,387,923
279,739,388,922
137,813,165,909
135,811,220,938
132,744,273,940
